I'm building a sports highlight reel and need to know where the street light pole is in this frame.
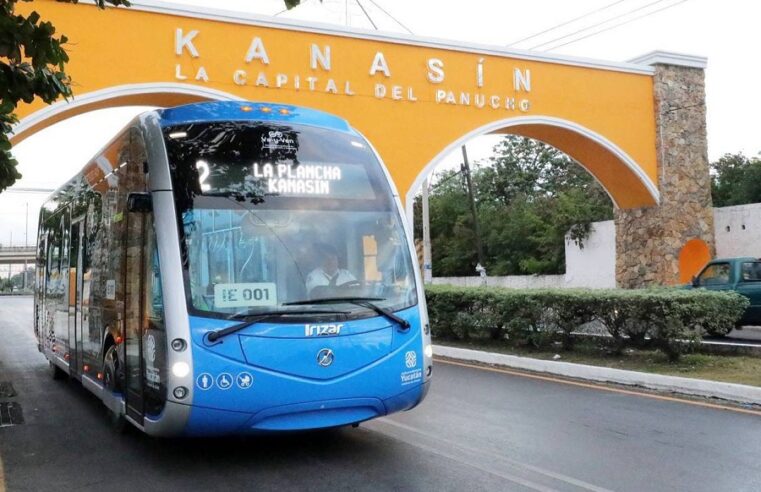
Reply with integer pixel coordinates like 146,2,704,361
422,177,432,284
460,145,486,275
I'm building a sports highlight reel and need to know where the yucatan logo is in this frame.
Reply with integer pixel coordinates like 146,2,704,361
405,350,417,369
146,334,156,363
400,369,422,386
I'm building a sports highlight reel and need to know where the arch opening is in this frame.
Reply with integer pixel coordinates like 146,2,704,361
10,83,243,146
411,129,619,283
406,116,660,225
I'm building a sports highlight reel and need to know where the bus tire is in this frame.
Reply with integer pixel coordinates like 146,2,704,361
103,345,127,432
103,344,122,393
49,361,67,380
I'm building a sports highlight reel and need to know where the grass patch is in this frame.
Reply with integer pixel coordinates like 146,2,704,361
437,339,761,387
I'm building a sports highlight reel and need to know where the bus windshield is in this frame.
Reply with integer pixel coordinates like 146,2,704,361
164,121,417,320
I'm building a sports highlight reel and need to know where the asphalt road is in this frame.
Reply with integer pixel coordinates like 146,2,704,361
2,296,761,492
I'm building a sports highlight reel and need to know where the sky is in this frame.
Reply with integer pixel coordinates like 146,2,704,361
1,0,760,247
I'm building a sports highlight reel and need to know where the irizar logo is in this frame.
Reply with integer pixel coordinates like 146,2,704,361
305,323,343,337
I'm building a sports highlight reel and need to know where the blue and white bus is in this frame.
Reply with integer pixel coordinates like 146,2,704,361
34,101,432,436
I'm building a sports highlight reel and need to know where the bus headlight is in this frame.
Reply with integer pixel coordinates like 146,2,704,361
172,361,190,378
424,344,433,358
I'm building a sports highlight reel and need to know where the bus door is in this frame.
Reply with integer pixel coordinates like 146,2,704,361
124,195,146,423
68,217,85,375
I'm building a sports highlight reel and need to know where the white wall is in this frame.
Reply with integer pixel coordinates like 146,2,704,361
564,220,616,288
432,275,565,289
714,204,761,258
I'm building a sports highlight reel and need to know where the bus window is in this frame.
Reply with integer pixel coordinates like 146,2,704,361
45,229,58,297
166,121,418,319
363,235,381,281
143,215,166,417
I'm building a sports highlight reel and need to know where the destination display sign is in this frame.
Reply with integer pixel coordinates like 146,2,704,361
195,159,374,199
253,163,342,195
166,121,385,201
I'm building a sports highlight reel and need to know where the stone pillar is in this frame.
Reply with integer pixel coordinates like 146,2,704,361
615,52,714,288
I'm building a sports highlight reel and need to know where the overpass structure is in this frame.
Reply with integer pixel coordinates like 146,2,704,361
0,247,35,291
0,247,36,266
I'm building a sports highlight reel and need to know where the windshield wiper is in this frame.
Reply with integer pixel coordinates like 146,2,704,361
207,309,347,342
283,297,410,330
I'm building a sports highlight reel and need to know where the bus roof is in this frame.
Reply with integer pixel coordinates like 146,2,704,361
157,101,354,134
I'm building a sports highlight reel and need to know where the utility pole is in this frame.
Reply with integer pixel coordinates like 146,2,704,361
422,177,432,284
460,145,486,279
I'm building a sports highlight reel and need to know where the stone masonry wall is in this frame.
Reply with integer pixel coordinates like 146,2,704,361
615,63,715,288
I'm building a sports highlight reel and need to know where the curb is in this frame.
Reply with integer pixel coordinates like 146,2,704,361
434,345,761,406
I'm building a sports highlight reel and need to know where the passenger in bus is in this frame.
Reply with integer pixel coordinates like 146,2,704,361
305,243,356,296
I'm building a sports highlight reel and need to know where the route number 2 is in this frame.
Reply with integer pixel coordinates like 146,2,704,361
196,160,211,192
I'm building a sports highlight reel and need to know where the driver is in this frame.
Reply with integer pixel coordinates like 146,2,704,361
305,243,356,295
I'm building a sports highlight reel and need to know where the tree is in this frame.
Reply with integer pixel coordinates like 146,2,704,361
415,135,613,277
711,152,761,207
0,0,304,194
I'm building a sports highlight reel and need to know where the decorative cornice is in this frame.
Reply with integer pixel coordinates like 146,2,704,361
74,0,656,76
628,51,707,69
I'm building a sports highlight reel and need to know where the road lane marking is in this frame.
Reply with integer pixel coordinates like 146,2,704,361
373,418,613,492
0,453,5,492
364,421,563,492
436,358,761,417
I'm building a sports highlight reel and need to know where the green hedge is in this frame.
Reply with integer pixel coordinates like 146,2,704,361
424,285,749,361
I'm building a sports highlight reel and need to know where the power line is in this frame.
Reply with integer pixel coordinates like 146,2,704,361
541,0,690,51
365,0,414,34
275,0,412,35
528,0,674,51
506,0,626,47
354,0,378,30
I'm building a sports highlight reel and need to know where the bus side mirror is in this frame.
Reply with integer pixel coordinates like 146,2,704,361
127,192,152,213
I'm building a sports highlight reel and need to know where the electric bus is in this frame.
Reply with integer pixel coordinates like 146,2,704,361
34,101,432,436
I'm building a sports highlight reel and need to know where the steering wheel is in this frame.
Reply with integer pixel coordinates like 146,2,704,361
338,280,362,289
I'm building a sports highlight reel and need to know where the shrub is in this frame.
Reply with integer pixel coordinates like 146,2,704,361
424,285,749,361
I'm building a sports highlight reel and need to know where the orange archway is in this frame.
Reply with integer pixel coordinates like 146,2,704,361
679,239,712,284
13,0,660,210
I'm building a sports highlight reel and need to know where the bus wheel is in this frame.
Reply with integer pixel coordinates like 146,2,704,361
103,345,122,393
49,361,67,380
103,345,127,432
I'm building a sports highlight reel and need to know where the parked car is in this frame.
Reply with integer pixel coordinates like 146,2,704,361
688,257,761,326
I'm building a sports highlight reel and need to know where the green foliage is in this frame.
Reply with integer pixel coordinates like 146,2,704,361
415,135,613,277
283,0,309,8
425,285,749,361
711,152,761,207
0,277,12,292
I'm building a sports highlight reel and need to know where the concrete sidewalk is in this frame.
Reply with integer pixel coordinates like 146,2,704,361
434,344,761,407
